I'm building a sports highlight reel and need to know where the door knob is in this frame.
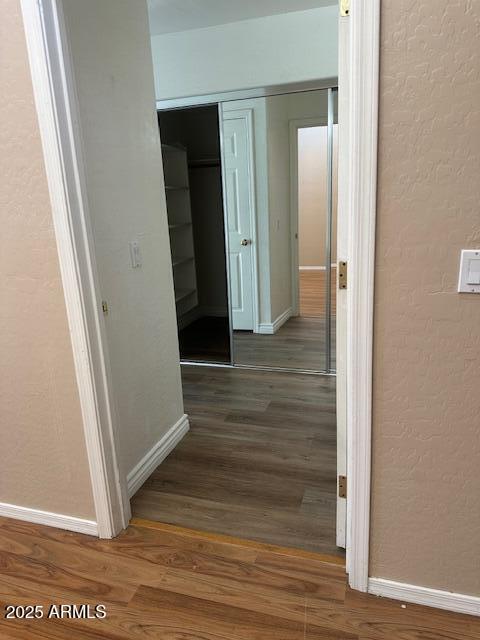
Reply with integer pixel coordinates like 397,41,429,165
240,238,251,246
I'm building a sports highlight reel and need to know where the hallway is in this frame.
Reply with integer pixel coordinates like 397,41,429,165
131,366,341,556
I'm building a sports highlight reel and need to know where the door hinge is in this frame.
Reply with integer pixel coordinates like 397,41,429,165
338,475,347,499
101,300,109,315
338,261,347,289
340,0,350,17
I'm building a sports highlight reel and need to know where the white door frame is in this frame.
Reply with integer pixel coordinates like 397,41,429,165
343,0,380,590
288,116,328,317
20,0,130,538
20,0,380,592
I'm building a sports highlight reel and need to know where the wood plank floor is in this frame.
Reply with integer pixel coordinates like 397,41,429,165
233,315,336,370
299,268,337,317
0,516,478,639
131,366,341,555
233,269,337,370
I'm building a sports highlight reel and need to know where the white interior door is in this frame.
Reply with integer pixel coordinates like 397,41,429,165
220,110,255,331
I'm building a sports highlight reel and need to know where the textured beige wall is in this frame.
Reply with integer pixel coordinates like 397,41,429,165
0,0,95,518
371,0,480,595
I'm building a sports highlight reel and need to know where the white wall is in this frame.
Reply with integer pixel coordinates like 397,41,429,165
298,125,338,266
62,0,185,475
265,90,332,320
265,96,292,322
150,6,338,100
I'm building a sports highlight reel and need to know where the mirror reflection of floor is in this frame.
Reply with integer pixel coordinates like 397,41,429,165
233,315,336,371
299,268,336,317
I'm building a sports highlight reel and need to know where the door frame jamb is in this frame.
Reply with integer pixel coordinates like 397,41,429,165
343,0,380,591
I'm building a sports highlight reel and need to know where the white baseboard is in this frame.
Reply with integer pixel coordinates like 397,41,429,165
0,502,98,536
127,414,190,498
258,308,292,335
368,577,480,617
299,264,337,271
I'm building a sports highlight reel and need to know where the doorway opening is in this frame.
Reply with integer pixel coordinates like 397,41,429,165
296,121,338,372
130,87,343,558
159,105,231,364
23,0,380,591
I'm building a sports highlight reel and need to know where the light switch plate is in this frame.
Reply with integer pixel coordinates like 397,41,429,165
129,240,142,268
458,249,480,293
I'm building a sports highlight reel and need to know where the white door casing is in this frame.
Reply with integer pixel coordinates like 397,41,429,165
220,110,257,331
336,14,350,551
20,0,130,537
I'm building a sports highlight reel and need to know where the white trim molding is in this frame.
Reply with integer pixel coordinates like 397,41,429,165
345,0,380,590
127,415,190,498
20,0,130,537
368,578,480,618
156,79,337,111
0,503,98,537
258,308,292,335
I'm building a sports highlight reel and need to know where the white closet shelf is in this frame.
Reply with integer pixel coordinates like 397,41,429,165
172,256,194,267
161,142,197,318
175,288,196,303
168,222,192,230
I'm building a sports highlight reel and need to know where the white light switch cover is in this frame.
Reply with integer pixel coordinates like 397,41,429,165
458,249,480,293
129,240,142,268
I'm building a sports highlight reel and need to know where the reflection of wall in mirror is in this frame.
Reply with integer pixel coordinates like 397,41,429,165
298,125,338,268
150,7,338,101
265,91,333,327
222,91,335,333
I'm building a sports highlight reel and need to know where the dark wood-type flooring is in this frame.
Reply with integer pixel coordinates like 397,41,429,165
234,315,336,371
131,366,341,555
0,516,478,639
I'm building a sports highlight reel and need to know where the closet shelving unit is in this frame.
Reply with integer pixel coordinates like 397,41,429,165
161,143,198,323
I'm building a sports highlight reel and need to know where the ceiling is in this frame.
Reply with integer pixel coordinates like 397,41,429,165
147,0,336,36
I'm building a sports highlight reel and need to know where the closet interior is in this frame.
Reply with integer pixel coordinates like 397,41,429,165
159,105,230,364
